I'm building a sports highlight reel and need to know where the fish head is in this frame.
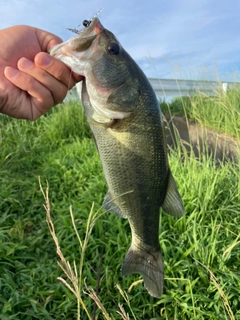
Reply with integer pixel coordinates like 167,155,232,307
50,17,140,121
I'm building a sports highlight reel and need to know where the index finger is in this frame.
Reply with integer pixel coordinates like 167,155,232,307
34,52,77,89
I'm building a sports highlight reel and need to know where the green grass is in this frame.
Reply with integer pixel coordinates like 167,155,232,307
160,87,240,140
0,97,240,319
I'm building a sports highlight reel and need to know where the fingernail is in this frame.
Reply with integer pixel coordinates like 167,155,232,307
19,57,34,69
5,66,19,78
40,54,52,66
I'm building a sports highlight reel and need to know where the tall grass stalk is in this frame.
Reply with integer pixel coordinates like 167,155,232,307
39,178,91,320
193,258,235,320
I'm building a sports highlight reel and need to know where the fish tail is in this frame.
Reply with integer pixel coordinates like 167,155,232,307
121,245,164,298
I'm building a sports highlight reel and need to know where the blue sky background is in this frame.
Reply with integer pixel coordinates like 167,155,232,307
1,0,240,81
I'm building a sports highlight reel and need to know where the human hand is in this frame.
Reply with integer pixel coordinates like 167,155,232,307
0,25,83,120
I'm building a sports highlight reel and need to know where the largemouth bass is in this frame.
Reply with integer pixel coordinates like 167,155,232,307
50,16,184,298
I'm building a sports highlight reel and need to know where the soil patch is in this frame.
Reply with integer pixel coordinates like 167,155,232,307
164,114,239,164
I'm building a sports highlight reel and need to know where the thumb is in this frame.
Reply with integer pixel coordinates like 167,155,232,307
35,28,63,52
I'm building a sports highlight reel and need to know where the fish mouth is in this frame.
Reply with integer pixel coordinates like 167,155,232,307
49,17,104,70
50,17,104,56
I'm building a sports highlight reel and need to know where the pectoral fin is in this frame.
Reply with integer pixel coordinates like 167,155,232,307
102,191,127,219
161,171,185,217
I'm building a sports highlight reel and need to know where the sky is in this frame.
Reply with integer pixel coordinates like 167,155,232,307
1,0,240,82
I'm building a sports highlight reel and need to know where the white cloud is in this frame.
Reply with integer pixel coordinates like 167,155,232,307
1,0,240,80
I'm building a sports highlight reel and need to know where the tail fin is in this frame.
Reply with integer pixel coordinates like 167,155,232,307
121,246,164,298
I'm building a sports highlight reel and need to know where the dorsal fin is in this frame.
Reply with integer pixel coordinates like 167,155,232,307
161,170,185,217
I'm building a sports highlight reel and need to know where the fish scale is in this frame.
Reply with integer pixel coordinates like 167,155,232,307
93,97,168,242
50,15,184,298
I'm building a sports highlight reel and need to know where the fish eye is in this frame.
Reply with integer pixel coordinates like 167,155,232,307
107,43,120,55
83,20,91,27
